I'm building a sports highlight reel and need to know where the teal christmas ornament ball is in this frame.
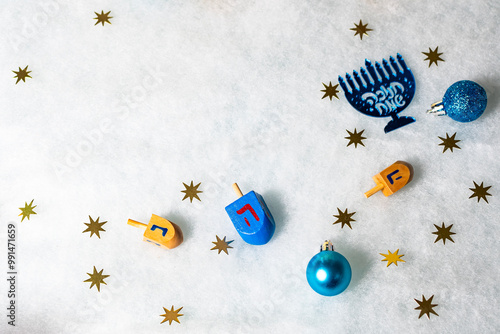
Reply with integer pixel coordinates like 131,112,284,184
306,242,351,296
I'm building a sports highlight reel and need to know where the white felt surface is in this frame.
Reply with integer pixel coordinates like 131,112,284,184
0,0,499,333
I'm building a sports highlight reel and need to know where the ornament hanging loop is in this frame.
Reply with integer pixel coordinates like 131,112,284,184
427,100,446,116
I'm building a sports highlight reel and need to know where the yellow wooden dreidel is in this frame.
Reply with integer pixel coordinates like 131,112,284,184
127,214,183,249
364,161,414,198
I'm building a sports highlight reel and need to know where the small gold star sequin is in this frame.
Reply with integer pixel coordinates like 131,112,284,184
422,47,444,67
414,295,439,319
160,306,183,325
432,223,456,245
469,181,492,203
94,10,113,26
333,208,356,229
12,66,32,84
211,235,234,255
438,132,460,153
19,199,37,222
345,128,366,148
321,82,340,101
181,181,203,202
83,266,110,292
380,249,405,267
350,20,372,40
82,216,107,238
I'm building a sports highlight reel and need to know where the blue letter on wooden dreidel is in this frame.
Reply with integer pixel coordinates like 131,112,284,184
127,214,183,249
225,183,275,245
364,161,414,198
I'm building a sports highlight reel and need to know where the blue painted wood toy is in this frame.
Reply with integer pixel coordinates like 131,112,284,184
225,183,275,245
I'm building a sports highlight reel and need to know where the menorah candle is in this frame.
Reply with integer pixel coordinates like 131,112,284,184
365,161,413,198
127,214,183,249
225,183,275,245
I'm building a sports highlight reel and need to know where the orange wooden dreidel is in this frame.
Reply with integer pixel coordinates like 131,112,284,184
365,161,414,198
127,214,183,249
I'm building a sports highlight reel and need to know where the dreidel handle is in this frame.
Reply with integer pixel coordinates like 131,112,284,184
364,183,384,198
232,183,244,198
127,219,148,229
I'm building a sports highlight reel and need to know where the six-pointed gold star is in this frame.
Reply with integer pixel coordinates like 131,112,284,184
83,266,110,292
350,20,373,40
321,82,340,101
160,306,183,325
82,216,107,238
94,10,113,26
414,295,439,319
422,47,445,67
469,181,492,203
181,181,203,202
12,66,32,84
345,128,366,148
432,223,456,245
211,235,234,255
333,208,356,229
438,132,461,153
19,199,37,222
380,249,406,267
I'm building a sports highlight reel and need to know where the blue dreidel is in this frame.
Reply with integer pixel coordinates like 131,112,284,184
225,183,275,245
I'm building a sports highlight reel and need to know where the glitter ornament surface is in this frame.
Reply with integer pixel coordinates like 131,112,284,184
427,80,487,122
443,81,487,122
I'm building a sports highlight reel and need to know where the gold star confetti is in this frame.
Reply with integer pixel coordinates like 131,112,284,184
438,132,460,153
94,10,113,26
19,199,37,222
160,306,183,325
82,216,107,238
469,181,492,203
345,128,366,148
211,235,234,255
422,47,444,67
350,20,372,40
432,223,456,245
321,82,340,100
181,181,203,202
333,208,356,229
12,66,32,84
414,295,439,319
380,249,405,267
83,266,109,292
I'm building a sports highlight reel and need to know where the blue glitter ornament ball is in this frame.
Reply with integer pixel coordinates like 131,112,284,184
428,80,487,122
306,241,351,296
444,80,487,122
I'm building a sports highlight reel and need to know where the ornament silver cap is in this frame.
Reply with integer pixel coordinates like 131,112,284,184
427,100,446,116
320,240,334,252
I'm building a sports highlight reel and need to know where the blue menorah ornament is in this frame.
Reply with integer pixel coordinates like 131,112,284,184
338,54,416,133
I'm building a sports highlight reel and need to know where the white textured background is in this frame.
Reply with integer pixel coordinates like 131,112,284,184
0,0,499,333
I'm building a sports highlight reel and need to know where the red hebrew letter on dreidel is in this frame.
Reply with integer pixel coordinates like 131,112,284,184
365,161,413,198
236,204,260,227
